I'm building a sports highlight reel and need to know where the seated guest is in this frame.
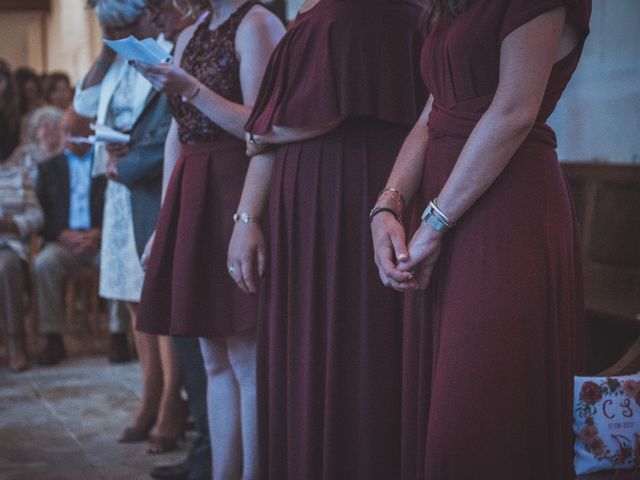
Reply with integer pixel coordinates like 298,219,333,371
33,110,106,366
6,105,64,185
0,59,20,164
15,67,46,145
0,163,43,371
44,72,73,110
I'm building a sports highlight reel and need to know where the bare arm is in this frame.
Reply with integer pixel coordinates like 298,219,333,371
227,151,275,294
81,46,116,90
135,8,285,139
402,7,570,289
369,98,432,291
249,117,345,147
383,96,433,203
430,8,568,224
80,22,125,90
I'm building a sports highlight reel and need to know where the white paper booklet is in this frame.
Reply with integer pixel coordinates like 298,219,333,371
103,36,172,64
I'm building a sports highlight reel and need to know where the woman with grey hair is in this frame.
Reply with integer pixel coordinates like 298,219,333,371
6,105,64,184
73,0,185,454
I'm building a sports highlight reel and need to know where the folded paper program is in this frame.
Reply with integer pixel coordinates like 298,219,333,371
103,36,172,65
67,124,131,145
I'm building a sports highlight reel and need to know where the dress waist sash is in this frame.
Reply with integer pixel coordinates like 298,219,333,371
427,95,557,148
179,134,244,157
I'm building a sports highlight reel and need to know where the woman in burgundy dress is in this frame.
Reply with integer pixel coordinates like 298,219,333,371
230,0,425,478
371,0,591,478
133,1,284,477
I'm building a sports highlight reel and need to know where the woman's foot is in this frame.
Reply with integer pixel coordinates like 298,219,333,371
118,413,156,443
147,432,182,454
8,335,28,372
146,400,188,454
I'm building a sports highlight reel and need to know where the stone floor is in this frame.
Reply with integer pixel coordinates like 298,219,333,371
0,356,191,480
0,332,638,480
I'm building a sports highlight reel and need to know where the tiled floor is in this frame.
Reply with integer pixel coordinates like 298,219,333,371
0,357,190,480
0,346,639,479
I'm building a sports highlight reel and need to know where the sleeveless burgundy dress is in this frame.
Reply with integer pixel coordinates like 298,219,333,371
136,2,258,338
245,1,425,478
401,1,591,479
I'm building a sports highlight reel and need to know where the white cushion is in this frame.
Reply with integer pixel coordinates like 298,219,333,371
574,373,640,475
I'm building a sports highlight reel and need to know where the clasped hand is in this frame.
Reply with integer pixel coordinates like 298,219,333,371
59,228,101,256
371,213,443,292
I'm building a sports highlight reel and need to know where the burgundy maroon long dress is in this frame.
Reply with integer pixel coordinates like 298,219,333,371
245,0,425,478
401,1,591,479
136,2,259,338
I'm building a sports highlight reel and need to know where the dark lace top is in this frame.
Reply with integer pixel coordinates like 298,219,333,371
169,1,256,144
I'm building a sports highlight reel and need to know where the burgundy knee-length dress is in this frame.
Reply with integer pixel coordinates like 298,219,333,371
136,2,258,338
401,1,591,479
244,0,426,478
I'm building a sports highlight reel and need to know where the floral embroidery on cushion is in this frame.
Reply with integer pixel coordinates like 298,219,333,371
574,375,640,475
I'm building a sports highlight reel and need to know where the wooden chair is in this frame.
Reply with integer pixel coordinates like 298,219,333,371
562,162,640,375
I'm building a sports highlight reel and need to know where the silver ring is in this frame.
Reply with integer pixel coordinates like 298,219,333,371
228,266,235,274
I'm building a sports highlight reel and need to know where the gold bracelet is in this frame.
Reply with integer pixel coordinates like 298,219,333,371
377,187,405,215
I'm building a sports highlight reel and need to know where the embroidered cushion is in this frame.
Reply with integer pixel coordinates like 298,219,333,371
574,373,640,475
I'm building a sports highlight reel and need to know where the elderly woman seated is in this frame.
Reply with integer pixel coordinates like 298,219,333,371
0,163,43,371
6,105,64,185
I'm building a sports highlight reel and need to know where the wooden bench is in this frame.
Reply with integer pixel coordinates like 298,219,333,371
562,162,640,375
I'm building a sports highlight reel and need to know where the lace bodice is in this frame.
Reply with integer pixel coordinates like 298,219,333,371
169,2,256,144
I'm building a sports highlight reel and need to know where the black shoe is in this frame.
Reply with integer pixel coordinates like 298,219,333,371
37,334,66,366
149,460,189,480
108,333,132,364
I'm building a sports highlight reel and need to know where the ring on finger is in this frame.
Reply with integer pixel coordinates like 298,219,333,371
228,266,235,274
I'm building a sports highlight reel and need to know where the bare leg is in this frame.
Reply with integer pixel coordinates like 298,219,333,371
148,333,186,453
200,336,242,480
120,302,162,440
228,331,257,480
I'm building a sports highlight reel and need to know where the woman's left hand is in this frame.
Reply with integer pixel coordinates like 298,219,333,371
398,223,444,290
132,61,197,97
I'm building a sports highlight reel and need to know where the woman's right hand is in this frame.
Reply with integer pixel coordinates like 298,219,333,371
245,132,268,157
371,212,416,291
141,230,156,271
227,222,266,295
